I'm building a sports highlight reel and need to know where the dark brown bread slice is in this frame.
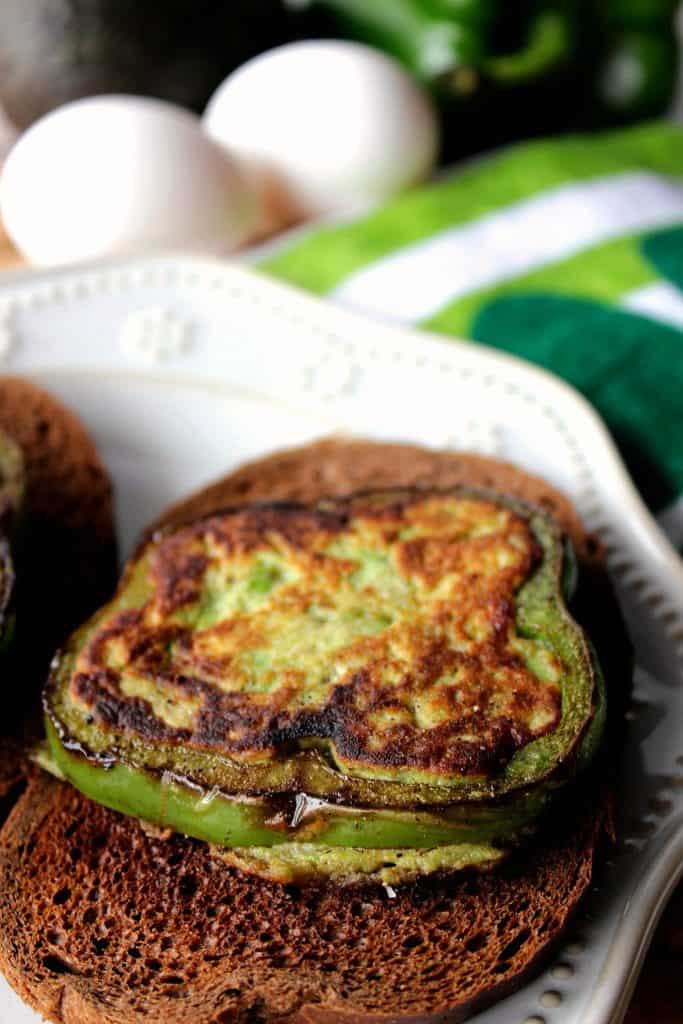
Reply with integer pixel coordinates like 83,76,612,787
0,773,608,1024
153,438,593,560
0,376,117,800
0,439,618,1024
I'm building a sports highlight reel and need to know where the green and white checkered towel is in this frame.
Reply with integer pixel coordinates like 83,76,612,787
257,120,683,546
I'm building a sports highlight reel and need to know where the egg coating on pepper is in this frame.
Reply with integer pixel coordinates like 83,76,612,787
61,490,566,786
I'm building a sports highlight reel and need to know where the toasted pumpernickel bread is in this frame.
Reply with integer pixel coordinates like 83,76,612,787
154,438,592,558
0,438,622,1024
0,377,117,802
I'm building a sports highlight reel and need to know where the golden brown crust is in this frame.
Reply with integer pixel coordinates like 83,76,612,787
71,489,561,781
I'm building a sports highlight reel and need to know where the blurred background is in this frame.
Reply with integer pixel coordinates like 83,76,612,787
1,0,681,154
0,0,682,264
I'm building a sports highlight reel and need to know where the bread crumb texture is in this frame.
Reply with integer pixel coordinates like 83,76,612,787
0,437,613,1023
0,774,604,1024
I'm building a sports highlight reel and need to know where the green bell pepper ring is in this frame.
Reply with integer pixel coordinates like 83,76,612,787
43,486,608,863
288,0,490,81
44,717,549,849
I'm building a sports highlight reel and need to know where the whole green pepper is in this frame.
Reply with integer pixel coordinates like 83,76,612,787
288,0,493,87
291,0,578,158
0,430,24,655
291,0,574,98
600,0,680,24
293,0,679,156
586,0,680,122
485,8,574,85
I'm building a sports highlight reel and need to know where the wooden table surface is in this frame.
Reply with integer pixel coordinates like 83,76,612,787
0,226,681,1024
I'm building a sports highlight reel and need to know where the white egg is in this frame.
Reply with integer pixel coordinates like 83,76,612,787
203,40,440,218
1,95,256,266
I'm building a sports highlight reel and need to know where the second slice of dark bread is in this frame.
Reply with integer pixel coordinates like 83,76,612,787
0,771,608,1024
0,377,117,801
0,439,622,1024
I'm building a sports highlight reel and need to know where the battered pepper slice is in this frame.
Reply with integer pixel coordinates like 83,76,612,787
44,487,605,852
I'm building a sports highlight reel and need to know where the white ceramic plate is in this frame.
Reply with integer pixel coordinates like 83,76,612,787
0,257,681,1024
